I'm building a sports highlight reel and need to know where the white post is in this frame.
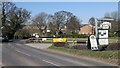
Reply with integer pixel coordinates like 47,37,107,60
95,19,98,38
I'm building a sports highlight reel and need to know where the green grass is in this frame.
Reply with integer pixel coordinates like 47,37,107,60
67,38,118,43
109,39,118,43
49,46,119,60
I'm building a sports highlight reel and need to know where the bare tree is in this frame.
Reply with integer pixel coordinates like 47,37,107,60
32,11,82,37
51,11,73,35
111,11,118,21
66,16,81,34
32,12,48,36
110,11,118,33
47,11,82,36
104,12,111,18
103,11,119,35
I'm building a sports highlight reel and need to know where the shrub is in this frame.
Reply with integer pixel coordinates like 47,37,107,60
109,32,118,37
53,42,69,47
106,43,120,50
98,45,108,51
26,39,33,43
63,34,88,38
14,29,31,39
98,43,120,51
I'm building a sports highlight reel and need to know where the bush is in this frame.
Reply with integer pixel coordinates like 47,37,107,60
109,32,118,37
72,45,88,50
98,43,120,51
61,34,88,38
98,45,108,51
106,43,120,50
26,39,34,43
72,43,120,51
14,29,31,39
53,42,69,47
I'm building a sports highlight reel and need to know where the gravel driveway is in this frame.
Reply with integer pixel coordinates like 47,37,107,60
26,43,52,49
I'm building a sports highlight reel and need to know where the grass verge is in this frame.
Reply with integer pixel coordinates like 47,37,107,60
48,45,119,65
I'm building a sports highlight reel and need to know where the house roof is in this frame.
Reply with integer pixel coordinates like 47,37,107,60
80,24,92,28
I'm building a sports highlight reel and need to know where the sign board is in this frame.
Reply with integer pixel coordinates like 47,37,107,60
33,34,36,36
98,29,109,45
98,30,108,38
99,39,108,45
47,30,50,32
35,35,39,38
102,24,109,29
33,33,39,37
53,38,67,42
90,35,98,50
100,22,111,29
42,38,47,41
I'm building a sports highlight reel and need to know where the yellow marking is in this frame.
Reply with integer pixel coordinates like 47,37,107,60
53,38,67,42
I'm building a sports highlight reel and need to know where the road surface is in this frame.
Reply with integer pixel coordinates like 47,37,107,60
1,41,118,67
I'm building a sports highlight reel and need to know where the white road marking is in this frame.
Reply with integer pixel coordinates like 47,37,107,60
17,44,22,46
0,62,2,67
8,43,31,57
37,47,40,48
15,50,31,57
42,60,59,66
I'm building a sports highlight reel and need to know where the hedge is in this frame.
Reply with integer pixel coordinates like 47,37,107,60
52,42,120,51
106,43,120,50
53,42,69,47
59,34,88,38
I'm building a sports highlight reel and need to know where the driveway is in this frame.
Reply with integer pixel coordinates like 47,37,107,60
26,43,52,49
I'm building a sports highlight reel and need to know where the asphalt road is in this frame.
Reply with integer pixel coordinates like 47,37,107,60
2,41,118,67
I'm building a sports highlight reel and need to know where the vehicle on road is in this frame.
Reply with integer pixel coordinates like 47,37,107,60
0,36,9,42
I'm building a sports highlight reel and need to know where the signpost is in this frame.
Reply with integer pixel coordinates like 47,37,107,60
96,18,113,46
87,18,113,50
98,22,110,45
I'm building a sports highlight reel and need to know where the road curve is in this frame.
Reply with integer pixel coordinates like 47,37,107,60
2,42,118,67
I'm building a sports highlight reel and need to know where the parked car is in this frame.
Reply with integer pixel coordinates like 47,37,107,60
0,36,9,42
